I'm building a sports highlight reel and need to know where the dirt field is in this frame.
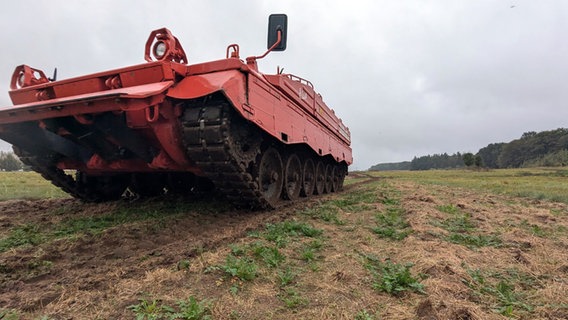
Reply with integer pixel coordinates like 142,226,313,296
1,172,567,319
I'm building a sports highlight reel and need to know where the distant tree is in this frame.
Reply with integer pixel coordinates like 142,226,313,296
498,128,568,168
0,152,23,171
369,161,411,171
521,149,568,167
477,143,505,168
372,128,568,171
474,154,483,167
410,153,465,170
463,153,474,167
521,131,537,139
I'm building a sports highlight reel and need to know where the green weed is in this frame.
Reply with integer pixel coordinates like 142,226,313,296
263,221,322,247
250,243,285,268
519,220,547,237
381,197,400,206
432,211,476,233
436,204,460,214
229,241,286,268
0,224,45,252
431,204,502,249
363,255,425,296
0,309,20,320
128,299,171,320
277,267,297,287
373,207,412,240
301,187,378,224
306,239,323,250
214,219,325,295
229,244,247,256
170,296,212,320
300,247,316,262
371,182,412,241
464,267,533,317
177,259,191,271
298,239,323,263
220,255,258,281
301,204,344,225
446,233,502,249
331,189,377,212
355,309,375,320
27,259,53,276
128,296,211,320
279,288,308,309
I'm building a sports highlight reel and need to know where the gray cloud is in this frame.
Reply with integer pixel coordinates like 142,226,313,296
1,0,567,170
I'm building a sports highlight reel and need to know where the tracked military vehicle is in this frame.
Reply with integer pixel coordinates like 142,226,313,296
0,14,352,209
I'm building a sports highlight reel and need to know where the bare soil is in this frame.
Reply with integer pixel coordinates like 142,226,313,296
1,174,567,319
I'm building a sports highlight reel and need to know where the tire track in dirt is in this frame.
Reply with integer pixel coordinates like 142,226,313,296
0,189,350,313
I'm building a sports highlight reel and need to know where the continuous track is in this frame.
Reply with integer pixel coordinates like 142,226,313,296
182,102,269,209
13,147,128,202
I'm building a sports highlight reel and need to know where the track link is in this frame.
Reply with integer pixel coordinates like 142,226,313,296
181,103,270,209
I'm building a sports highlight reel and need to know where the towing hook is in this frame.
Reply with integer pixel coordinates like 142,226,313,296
145,105,160,122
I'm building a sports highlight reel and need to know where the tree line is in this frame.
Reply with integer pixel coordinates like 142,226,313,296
369,128,568,171
478,128,568,168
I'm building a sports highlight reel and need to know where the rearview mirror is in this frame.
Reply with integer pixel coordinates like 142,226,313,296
267,14,287,51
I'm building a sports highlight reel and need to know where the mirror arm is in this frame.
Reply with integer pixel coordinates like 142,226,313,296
246,30,281,66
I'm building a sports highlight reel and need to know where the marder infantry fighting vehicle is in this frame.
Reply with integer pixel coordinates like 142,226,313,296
0,14,352,209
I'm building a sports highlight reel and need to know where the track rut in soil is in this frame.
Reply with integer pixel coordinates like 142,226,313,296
0,181,359,314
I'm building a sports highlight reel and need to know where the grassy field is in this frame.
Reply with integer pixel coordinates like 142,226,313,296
0,171,68,201
0,168,567,319
375,167,568,204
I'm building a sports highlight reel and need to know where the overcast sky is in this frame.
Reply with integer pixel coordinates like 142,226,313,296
1,0,567,170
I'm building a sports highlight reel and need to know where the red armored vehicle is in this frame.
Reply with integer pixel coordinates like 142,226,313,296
0,14,352,209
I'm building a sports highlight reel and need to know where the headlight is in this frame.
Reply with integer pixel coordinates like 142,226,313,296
17,72,25,88
153,41,167,59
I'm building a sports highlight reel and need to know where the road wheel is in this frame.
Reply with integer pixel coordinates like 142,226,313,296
301,158,315,197
331,165,339,192
257,147,283,207
337,165,347,191
323,163,332,194
283,154,302,200
314,160,325,195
